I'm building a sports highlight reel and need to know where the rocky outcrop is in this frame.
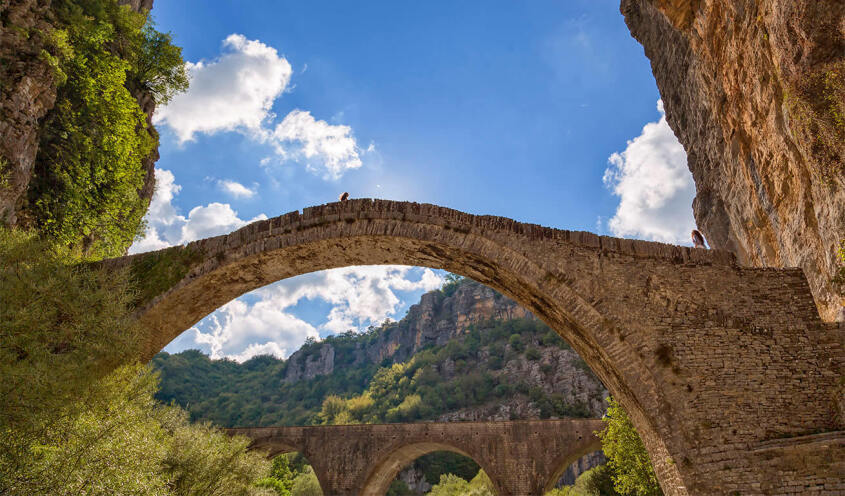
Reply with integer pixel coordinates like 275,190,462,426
283,280,532,382
621,0,845,320
0,0,159,245
284,343,335,382
0,0,56,225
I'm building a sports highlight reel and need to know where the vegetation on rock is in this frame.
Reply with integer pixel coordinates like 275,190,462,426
27,0,187,258
153,315,595,428
256,454,323,496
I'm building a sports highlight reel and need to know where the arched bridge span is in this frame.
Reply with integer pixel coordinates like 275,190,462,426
226,419,604,496
104,199,843,495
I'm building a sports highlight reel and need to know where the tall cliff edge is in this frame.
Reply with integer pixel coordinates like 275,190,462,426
0,0,159,244
622,0,844,320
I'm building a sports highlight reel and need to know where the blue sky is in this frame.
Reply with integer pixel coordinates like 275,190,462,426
131,0,696,361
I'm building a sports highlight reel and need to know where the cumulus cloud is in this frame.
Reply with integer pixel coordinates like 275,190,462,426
154,34,292,142
133,171,444,363
129,169,267,254
190,299,318,362
218,179,257,198
176,266,444,362
603,100,696,244
154,34,366,179
267,110,363,179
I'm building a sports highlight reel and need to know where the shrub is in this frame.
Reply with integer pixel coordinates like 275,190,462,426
0,229,141,457
508,333,524,352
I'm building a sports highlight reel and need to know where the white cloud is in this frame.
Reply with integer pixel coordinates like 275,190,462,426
129,169,267,254
267,110,363,180
154,34,367,180
603,100,696,244
167,265,444,362
189,299,318,362
154,34,292,143
218,179,257,198
135,172,444,363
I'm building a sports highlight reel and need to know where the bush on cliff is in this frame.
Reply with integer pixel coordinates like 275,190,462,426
28,0,187,258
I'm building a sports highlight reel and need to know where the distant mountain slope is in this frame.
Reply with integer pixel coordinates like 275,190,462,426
153,278,610,493
153,278,608,428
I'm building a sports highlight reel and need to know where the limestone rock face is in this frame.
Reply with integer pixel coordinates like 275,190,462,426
0,0,57,225
621,0,844,320
283,280,534,383
284,343,336,382
0,0,159,245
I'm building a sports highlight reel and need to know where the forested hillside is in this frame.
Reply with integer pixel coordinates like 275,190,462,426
153,278,608,428
153,277,611,493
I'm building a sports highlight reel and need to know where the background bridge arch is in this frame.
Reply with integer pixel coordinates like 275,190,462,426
227,419,603,496
359,442,498,496
110,199,841,495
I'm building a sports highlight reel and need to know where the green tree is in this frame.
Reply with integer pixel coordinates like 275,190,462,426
0,363,273,496
597,398,663,496
428,470,495,496
161,408,271,496
546,464,622,496
428,474,471,496
440,273,464,297
290,467,323,496
580,464,621,496
129,23,190,104
0,229,141,477
508,333,524,352
467,469,496,495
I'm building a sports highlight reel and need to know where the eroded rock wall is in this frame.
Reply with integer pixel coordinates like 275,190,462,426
621,0,845,320
0,0,56,225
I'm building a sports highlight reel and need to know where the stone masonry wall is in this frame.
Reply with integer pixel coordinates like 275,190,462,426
111,199,843,495
228,419,604,496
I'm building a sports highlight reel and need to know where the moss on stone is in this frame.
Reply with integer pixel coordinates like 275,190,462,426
130,245,203,307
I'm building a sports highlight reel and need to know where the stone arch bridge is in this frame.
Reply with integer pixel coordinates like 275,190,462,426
104,199,844,495
226,419,603,496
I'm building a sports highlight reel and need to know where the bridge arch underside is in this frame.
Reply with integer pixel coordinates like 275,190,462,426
360,443,492,496
117,200,842,495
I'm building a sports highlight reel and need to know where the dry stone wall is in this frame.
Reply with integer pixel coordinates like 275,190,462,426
109,199,843,495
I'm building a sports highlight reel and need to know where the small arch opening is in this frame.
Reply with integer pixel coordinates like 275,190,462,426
255,451,324,496
362,444,498,496
387,451,484,495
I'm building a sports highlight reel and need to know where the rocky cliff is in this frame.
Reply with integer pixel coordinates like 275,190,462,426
283,281,531,383
0,0,159,239
0,0,56,225
621,0,844,320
